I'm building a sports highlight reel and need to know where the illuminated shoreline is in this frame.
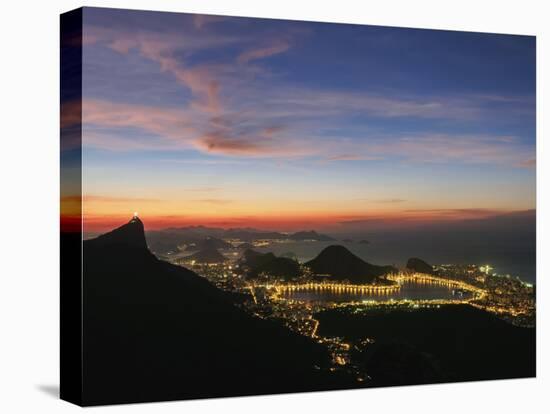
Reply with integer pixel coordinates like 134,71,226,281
273,281,400,294
388,272,486,299
253,272,487,307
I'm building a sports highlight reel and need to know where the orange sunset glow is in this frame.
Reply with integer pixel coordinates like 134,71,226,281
59,8,535,237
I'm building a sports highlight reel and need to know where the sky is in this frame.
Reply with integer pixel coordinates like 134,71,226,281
62,7,536,232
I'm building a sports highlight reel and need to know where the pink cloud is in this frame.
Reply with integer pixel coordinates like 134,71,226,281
402,208,504,218
373,198,407,204
517,158,536,168
266,90,484,120
81,195,162,203
338,208,511,226
82,99,195,139
238,41,290,64
75,99,317,158
357,134,535,166
82,26,245,114
193,15,229,29
195,132,264,155
325,154,380,161
134,40,222,113
193,130,313,158
76,26,534,166
74,97,535,167
197,199,233,205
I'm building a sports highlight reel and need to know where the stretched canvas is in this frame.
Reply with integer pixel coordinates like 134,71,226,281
60,6,536,406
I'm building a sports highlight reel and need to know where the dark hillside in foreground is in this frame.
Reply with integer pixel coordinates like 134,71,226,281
316,304,535,385
305,245,396,284
81,217,348,405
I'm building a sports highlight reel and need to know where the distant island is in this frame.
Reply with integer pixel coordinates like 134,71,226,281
289,231,335,241
224,228,286,241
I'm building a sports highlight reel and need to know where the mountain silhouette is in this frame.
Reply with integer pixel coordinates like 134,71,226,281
241,248,276,267
406,257,435,274
146,226,338,254
89,215,148,249
80,217,348,405
224,228,285,241
192,236,232,250
241,249,301,280
305,245,396,284
186,246,226,263
289,230,335,241
145,230,231,255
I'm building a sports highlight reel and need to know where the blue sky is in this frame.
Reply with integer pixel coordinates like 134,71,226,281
66,7,536,231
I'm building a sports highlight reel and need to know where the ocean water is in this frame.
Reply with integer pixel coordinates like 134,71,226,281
254,230,536,284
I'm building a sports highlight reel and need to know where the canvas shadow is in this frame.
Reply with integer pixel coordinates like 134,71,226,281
37,384,59,399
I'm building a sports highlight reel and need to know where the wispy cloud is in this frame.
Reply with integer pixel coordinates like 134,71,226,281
338,208,510,226
197,198,233,205
82,195,162,203
261,88,535,121
193,14,229,29
325,154,380,162
334,208,534,232
74,96,534,167
402,208,505,217
380,134,534,165
193,129,314,158
195,131,267,156
238,41,290,64
517,158,536,169
84,26,242,113
80,25,302,156
81,99,195,139
77,24,534,167
181,187,221,192
372,198,407,204
63,195,162,204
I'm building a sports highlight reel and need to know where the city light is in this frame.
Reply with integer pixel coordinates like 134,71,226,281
166,246,535,376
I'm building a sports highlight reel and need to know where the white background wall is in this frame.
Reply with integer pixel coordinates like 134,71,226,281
0,0,547,412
